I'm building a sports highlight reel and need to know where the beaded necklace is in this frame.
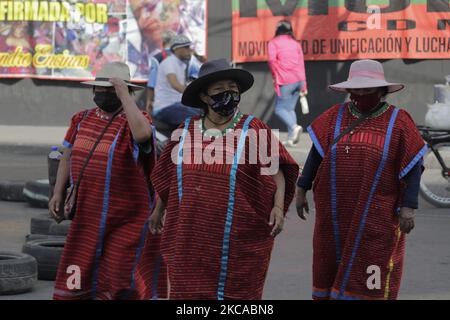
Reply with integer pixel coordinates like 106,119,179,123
348,102,390,119
200,111,244,138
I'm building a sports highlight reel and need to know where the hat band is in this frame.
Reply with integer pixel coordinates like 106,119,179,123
95,77,131,84
172,42,192,49
349,70,385,80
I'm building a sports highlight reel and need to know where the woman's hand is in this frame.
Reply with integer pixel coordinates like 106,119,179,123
399,207,415,234
110,77,130,100
149,198,166,235
269,206,284,237
296,187,309,220
148,209,165,235
49,193,64,223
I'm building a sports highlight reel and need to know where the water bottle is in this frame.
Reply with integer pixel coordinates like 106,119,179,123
48,146,62,189
48,146,66,220
300,92,309,114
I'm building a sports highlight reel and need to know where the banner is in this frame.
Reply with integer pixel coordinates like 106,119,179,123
0,0,207,81
232,0,450,62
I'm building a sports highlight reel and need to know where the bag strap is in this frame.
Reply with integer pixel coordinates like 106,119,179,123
73,111,120,192
332,102,387,146
332,112,370,146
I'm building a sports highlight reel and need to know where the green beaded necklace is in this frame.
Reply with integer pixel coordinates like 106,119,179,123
200,111,244,138
348,101,391,119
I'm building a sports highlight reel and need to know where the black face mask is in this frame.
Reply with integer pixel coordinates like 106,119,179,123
94,91,122,113
208,90,240,117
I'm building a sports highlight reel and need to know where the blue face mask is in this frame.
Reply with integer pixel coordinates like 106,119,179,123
208,90,240,116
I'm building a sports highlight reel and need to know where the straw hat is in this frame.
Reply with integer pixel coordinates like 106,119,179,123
329,59,404,94
81,62,144,90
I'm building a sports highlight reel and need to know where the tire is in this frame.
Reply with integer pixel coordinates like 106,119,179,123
419,143,450,208
25,234,66,243
0,181,25,202
23,179,50,208
30,213,54,235
22,239,65,281
49,221,72,236
0,251,37,295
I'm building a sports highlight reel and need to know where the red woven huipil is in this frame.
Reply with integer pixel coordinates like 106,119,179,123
151,114,299,299
53,108,167,300
308,103,427,300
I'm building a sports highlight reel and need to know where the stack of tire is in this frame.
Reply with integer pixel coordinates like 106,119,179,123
0,181,54,295
22,213,71,281
0,148,71,295
0,179,51,208
0,181,26,202
0,252,37,295
22,180,51,208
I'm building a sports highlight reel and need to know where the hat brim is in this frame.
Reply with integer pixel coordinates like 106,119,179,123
171,43,192,51
81,80,145,90
181,69,254,108
329,77,404,94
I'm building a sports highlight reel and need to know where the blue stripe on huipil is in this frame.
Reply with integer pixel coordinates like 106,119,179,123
217,115,254,300
399,144,428,179
63,140,73,149
331,291,361,300
337,107,400,299
313,290,362,300
313,290,331,298
127,125,160,299
330,103,346,265
307,126,325,158
91,128,121,299
177,118,192,202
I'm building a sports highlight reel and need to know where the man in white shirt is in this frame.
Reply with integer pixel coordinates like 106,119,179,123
146,30,176,115
152,34,201,126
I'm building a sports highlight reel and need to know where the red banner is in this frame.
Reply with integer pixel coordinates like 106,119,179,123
232,0,450,62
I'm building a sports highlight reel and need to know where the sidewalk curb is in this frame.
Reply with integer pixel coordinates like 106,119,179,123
0,125,67,148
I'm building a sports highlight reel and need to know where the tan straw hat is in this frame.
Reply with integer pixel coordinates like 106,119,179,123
81,62,144,90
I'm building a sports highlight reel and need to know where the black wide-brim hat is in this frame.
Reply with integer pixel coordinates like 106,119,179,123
181,59,254,108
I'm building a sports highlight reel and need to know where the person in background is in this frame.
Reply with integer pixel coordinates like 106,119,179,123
296,59,427,300
146,30,176,114
146,31,203,116
154,30,177,63
268,20,307,147
152,34,202,127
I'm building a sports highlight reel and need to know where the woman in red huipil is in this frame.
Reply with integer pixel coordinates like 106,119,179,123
49,62,166,300
296,60,427,300
149,59,299,300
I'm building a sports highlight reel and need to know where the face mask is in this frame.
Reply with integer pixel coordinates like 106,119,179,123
94,91,122,113
208,90,240,117
350,91,382,114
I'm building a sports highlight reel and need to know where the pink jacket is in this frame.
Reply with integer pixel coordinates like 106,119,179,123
268,35,307,96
